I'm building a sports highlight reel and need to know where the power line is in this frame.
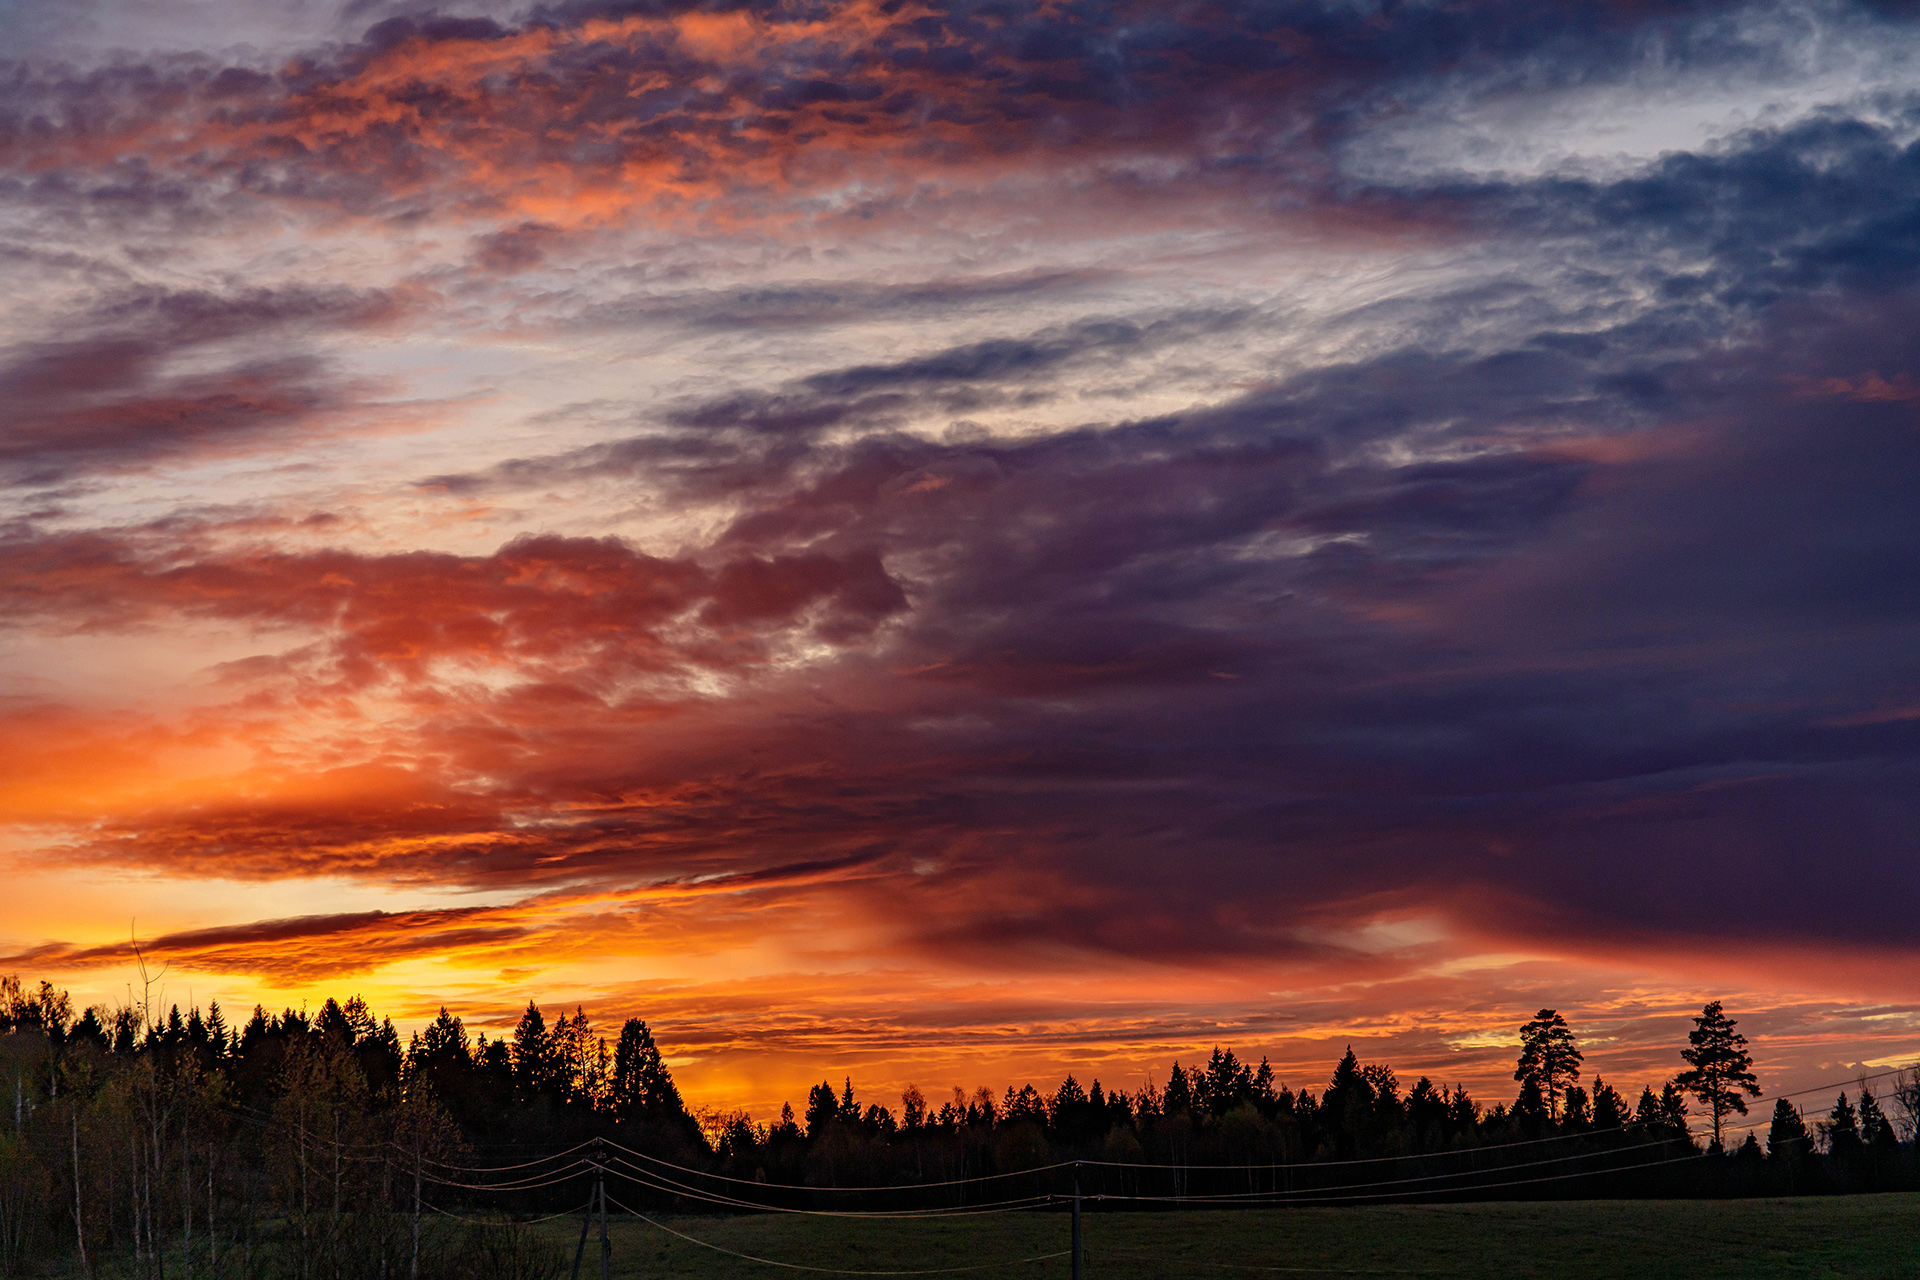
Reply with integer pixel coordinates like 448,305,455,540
1074,1125,1631,1173
1080,1135,1697,1204
604,1156,1058,1218
1247,1150,1707,1206
1676,1062,1917,1143
1088,1150,1705,1210
600,1188,1072,1276
421,1199,593,1227
420,1161,594,1193
601,1135,1073,1190
418,1139,600,1174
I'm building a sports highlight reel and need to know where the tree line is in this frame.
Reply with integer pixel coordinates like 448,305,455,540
1,974,1916,1278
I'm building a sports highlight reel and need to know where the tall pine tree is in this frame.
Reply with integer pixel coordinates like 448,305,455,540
1673,1001,1759,1149
1514,1010,1583,1121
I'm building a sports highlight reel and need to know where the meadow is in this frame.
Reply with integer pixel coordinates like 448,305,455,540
532,1196,1920,1280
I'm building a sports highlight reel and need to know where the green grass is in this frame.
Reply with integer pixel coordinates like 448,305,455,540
535,1196,1920,1279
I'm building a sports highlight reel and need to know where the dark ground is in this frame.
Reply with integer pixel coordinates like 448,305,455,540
534,1195,1920,1278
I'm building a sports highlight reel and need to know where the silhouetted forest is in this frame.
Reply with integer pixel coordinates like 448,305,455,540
1,975,1915,1278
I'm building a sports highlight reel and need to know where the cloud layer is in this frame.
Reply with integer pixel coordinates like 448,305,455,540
2,0,1918,1113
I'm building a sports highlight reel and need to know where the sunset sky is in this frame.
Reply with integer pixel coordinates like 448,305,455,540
3,0,1919,1129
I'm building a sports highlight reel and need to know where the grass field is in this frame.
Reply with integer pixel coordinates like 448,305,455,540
534,1195,1920,1279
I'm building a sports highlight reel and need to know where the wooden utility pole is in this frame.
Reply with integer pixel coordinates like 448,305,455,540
71,1112,87,1274
574,1139,610,1280
208,1142,218,1275
597,1138,611,1280
410,1146,421,1280
572,1196,591,1280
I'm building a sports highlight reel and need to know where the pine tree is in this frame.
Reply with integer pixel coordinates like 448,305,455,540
1673,1001,1759,1149
1514,1010,1583,1121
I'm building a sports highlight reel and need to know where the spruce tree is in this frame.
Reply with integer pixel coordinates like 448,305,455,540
1674,1001,1759,1149
1632,1084,1663,1130
1658,1081,1691,1139
612,1018,684,1121
1592,1077,1631,1130
1561,1084,1592,1130
1859,1087,1899,1154
1824,1091,1860,1153
1766,1098,1810,1160
802,1080,839,1136
1407,1077,1446,1138
1514,1077,1551,1127
1446,1085,1479,1136
1163,1062,1195,1116
510,1000,564,1103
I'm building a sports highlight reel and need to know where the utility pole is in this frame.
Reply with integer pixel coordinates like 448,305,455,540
571,1193,590,1280
1071,1161,1083,1280
574,1139,609,1280
410,1145,421,1280
597,1137,611,1280
72,1112,87,1274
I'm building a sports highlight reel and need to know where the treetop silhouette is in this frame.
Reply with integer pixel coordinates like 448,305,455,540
1674,1001,1760,1149
1515,1009,1583,1122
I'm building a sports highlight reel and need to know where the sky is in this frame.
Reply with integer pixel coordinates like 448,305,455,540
2,0,1919,1128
